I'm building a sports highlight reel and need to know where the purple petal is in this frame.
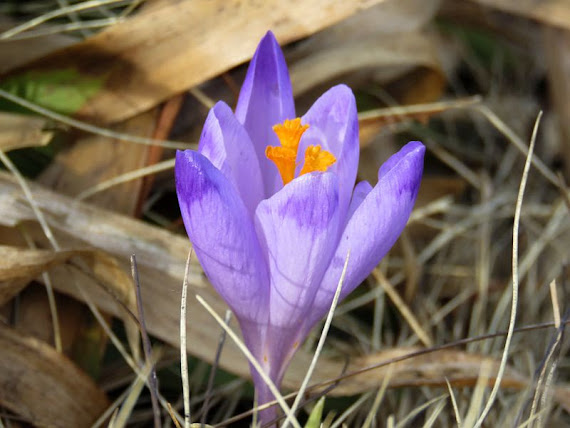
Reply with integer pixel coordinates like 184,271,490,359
253,171,340,398
255,172,340,328
307,141,425,329
300,85,359,227
175,150,269,323
198,101,264,215
256,173,338,327
235,31,295,196
347,180,373,221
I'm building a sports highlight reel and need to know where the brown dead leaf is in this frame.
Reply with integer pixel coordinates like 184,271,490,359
0,323,108,427
0,244,139,361
0,245,135,315
0,278,28,307
312,347,570,410
0,245,77,283
288,0,443,95
468,0,570,32
0,244,73,309
285,0,444,113
335,347,528,394
0,113,52,152
290,33,444,97
8,0,389,123
39,109,157,212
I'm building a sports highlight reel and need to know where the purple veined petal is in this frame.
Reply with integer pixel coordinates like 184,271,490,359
175,150,269,324
198,101,265,215
347,180,373,221
255,172,340,327
235,31,295,197
254,172,340,382
306,141,425,330
300,84,359,228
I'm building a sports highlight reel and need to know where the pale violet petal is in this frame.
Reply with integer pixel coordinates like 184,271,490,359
235,31,295,196
175,150,269,324
198,101,264,215
300,84,359,227
307,141,425,329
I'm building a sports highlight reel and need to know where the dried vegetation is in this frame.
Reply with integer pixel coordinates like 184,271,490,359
0,0,568,427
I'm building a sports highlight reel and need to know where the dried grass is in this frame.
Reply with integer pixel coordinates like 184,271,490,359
0,1,568,427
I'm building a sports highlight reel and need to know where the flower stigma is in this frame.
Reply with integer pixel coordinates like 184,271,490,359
266,118,336,185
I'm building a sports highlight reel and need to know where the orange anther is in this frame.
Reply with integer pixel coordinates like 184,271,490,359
300,145,336,176
266,118,336,185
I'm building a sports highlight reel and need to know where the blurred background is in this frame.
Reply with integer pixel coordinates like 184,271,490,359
0,0,568,427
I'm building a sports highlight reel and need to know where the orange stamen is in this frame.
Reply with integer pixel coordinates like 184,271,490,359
300,145,336,176
266,118,336,185
272,118,308,148
265,145,297,185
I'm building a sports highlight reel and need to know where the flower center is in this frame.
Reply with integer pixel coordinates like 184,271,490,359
265,118,336,185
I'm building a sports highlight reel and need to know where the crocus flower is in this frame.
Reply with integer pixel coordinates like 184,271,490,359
176,31,425,423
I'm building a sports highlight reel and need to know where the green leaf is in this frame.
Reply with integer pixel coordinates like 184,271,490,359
305,396,325,428
0,68,104,115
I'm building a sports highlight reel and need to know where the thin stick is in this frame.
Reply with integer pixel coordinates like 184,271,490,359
77,159,175,201
529,326,562,425
395,394,447,428
549,279,561,329
424,138,481,190
19,227,63,353
131,255,161,428
372,269,433,347
0,151,59,249
282,251,350,428
361,365,393,428
180,250,193,428
473,111,542,428
329,391,373,428
445,378,462,427
195,295,302,428
421,397,447,428
357,96,482,122
55,0,89,39
201,310,232,428
167,403,183,428
475,105,558,188
92,385,133,428
0,0,128,39
189,87,216,109
119,0,145,18
4,17,122,40
0,89,191,150
112,356,156,428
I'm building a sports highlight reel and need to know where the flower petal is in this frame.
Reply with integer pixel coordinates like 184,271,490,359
347,180,373,221
307,141,425,329
198,101,264,215
235,31,295,196
175,150,269,323
255,172,340,328
300,85,359,227
254,171,340,393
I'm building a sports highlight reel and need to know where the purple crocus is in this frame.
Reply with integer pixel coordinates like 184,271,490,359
176,31,425,423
